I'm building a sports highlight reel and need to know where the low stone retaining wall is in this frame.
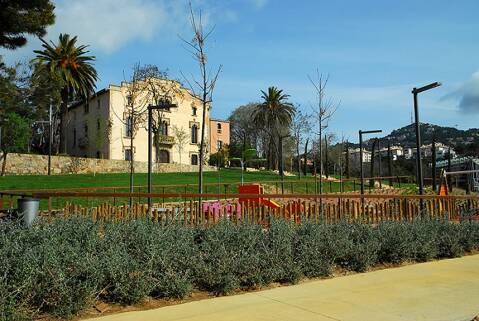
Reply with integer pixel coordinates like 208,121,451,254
1,153,216,175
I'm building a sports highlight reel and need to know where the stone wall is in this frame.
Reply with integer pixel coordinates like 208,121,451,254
1,153,216,175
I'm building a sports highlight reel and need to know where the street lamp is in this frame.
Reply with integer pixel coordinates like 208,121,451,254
412,82,441,196
359,129,382,195
34,103,53,175
147,101,177,210
279,134,289,194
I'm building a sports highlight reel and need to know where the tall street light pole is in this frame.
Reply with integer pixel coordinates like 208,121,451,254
411,82,441,197
48,103,52,176
359,129,382,195
34,102,53,175
147,102,177,211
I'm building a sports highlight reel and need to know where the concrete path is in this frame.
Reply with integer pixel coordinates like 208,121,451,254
87,255,479,321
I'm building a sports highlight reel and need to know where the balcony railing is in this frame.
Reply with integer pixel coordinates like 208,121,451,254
158,135,175,145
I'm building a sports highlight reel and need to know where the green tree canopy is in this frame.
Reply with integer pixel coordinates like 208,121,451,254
253,87,295,134
1,112,31,175
0,0,55,49
34,33,98,152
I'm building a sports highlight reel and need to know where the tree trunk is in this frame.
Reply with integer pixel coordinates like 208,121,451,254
296,140,301,180
388,142,393,186
1,152,7,176
60,87,69,154
447,148,452,192
303,138,309,177
345,143,350,179
198,99,207,194
431,138,437,191
369,139,377,189
324,135,329,178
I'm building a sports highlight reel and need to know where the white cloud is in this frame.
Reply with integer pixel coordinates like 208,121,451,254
51,0,174,53
0,0,188,63
249,0,268,9
442,70,479,114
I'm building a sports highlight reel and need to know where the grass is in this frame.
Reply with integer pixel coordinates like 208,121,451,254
0,169,411,210
0,168,289,191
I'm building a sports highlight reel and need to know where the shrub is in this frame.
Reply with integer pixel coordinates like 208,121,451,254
1,216,478,320
147,224,196,299
100,221,155,304
377,221,412,264
263,219,301,284
435,220,464,258
295,221,335,277
193,222,240,294
408,220,439,262
333,222,380,272
457,222,479,252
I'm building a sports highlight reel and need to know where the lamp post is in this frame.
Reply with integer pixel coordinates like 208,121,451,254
411,82,441,196
359,129,382,195
34,103,53,175
279,134,289,194
147,102,177,211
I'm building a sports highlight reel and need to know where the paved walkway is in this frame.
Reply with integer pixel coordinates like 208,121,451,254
87,255,479,321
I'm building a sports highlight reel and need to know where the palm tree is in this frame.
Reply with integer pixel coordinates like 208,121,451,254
253,87,295,173
34,34,98,153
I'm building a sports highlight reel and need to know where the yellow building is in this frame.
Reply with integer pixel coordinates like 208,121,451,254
65,78,209,165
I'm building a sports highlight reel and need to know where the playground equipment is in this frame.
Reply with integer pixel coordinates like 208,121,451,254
238,184,280,209
438,169,479,195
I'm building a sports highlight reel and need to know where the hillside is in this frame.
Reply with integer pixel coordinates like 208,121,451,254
384,123,479,148
352,123,479,150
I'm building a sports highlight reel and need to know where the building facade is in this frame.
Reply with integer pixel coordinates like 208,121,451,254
65,78,209,165
209,119,230,154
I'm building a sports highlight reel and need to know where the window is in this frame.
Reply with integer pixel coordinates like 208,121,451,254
125,149,132,161
84,102,89,114
158,150,169,163
126,95,132,106
191,124,198,144
84,123,88,138
73,128,77,147
217,123,222,133
97,119,101,130
192,106,197,116
97,99,100,109
217,140,223,150
125,116,132,137
191,154,198,165
159,121,168,136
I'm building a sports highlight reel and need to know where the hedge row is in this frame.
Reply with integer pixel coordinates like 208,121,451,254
1,218,479,320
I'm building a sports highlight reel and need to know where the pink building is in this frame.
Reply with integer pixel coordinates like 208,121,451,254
209,119,230,154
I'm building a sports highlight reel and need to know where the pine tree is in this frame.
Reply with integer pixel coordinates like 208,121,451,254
0,0,55,49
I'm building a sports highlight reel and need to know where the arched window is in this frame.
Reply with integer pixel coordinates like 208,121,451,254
159,121,168,136
217,123,222,133
158,150,169,163
191,124,198,144
191,154,198,165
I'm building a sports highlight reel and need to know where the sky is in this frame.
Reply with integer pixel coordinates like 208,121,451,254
2,0,479,142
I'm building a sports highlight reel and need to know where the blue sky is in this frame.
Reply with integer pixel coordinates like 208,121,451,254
2,0,479,142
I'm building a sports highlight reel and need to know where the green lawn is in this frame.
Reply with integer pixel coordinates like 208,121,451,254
0,169,301,191
0,169,408,210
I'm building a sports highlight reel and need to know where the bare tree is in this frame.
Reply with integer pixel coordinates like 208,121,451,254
142,66,184,168
111,63,150,199
171,125,188,171
180,3,222,194
308,69,339,194
291,108,311,179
